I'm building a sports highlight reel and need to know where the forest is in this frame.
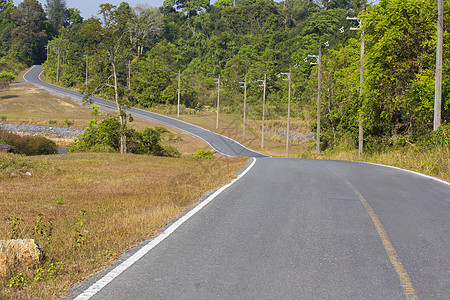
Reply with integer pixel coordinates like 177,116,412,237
0,0,449,152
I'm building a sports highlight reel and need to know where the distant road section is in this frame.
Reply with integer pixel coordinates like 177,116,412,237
23,65,266,158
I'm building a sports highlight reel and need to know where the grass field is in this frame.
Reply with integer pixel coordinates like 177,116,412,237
0,153,247,299
0,84,210,155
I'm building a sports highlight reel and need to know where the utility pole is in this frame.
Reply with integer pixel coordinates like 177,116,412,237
262,74,266,149
45,44,49,61
347,10,365,157
127,60,131,90
258,75,267,149
280,67,292,158
306,47,322,153
434,0,443,131
177,69,181,118
214,75,221,130
85,54,88,87
316,46,322,154
239,77,247,140
56,48,60,83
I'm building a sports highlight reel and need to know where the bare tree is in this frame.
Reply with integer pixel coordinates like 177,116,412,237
128,4,163,56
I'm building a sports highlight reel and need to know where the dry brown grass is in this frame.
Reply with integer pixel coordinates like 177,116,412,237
0,85,210,155
0,85,90,129
0,153,248,299
296,142,450,182
149,107,312,157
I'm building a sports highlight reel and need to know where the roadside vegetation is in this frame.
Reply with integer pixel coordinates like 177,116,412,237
2,0,448,159
297,125,450,182
0,130,58,155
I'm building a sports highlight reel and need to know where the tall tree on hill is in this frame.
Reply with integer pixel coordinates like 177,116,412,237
10,0,47,65
83,3,134,153
45,0,68,33
0,0,15,58
128,4,163,56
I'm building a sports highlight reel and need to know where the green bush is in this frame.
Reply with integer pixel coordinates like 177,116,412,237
0,130,58,155
0,71,15,83
70,116,180,157
194,149,214,159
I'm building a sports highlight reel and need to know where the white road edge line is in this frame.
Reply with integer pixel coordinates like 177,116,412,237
359,161,450,186
73,157,257,300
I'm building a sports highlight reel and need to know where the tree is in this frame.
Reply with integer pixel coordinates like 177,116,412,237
67,7,83,26
163,0,210,18
83,3,134,153
129,40,182,107
45,0,68,32
363,0,436,138
0,0,15,58
10,0,47,65
214,0,232,8
128,4,163,56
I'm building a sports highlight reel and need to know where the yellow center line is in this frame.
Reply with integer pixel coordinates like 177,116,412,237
325,166,419,300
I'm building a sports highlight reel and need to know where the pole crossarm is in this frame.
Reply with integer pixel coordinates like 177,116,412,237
346,16,362,31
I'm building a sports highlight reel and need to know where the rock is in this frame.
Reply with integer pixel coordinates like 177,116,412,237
0,144,15,153
0,239,41,277
25,172,32,176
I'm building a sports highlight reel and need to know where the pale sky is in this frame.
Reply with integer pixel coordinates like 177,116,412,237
14,0,167,19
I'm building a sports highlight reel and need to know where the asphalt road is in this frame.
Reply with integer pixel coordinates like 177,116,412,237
68,159,450,299
23,65,266,158
22,66,450,299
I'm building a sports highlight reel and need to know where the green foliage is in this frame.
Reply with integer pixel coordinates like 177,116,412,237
194,149,214,159
10,0,48,65
6,216,23,239
363,0,436,138
0,71,14,88
73,210,86,248
0,71,14,82
69,116,180,157
32,216,53,245
214,0,232,8
0,130,58,155
0,0,445,153
8,272,26,288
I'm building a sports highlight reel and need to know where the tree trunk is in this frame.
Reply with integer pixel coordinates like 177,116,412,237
112,60,127,154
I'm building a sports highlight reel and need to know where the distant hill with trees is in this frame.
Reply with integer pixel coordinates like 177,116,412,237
1,0,448,152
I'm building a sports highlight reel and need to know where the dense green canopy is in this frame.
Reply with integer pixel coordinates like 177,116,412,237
0,0,448,151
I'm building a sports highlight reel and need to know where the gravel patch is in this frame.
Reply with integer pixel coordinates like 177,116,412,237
0,122,84,137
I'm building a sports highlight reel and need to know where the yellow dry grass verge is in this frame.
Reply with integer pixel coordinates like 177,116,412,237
296,142,450,182
0,152,248,299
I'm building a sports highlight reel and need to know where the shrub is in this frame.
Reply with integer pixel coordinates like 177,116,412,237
162,145,181,158
0,130,58,155
69,117,120,153
194,149,214,159
70,116,180,157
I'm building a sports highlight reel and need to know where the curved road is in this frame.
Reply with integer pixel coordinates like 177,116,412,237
22,66,450,299
24,65,266,158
